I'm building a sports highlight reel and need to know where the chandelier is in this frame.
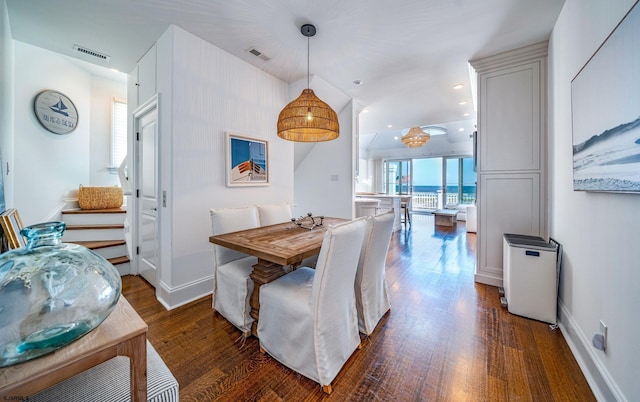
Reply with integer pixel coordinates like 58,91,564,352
401,127,431,148
277,24,339,142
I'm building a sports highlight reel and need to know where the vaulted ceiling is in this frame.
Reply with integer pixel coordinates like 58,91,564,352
6,0,564,150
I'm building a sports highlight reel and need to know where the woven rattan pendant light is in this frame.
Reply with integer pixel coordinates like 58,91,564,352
401,127,431,148
277,24,339,142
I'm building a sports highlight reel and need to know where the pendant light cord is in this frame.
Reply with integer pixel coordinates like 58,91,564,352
307,35,310,89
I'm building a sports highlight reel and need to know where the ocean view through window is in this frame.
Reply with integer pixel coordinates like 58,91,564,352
385,157,476,210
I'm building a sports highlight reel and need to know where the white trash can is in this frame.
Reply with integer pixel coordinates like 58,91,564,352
503,234,559,324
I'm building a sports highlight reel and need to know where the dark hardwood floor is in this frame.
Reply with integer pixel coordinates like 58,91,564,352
122,213,595,401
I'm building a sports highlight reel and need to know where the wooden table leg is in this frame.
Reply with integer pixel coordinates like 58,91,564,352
117,332,147,402
249,258,288,336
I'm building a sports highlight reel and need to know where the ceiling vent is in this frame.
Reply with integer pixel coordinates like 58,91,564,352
73,45,111,61
247,47,270,61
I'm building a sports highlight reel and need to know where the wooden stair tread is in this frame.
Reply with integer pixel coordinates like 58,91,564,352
65,224,124,230
108,256,130,265
69,240,126,250
62,208,126,215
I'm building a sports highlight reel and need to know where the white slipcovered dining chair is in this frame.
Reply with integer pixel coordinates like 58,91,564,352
355,210,395,335
257,217,368,394
210,205,260,337
256,202,292,226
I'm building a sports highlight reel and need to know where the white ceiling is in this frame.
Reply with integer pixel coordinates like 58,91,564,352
6,0,564,151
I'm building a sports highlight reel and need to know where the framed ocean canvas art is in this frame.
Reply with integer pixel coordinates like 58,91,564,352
571,1,640,193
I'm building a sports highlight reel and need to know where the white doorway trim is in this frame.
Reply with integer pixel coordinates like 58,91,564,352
130,94,160,286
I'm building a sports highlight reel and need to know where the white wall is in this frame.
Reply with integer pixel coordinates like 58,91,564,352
154,26,292,307
13,41,91,225
89,76,126,186
294,100,356,219
549,1,640,400
0,0,13,209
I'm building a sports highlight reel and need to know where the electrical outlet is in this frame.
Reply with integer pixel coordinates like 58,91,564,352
600,320,607,350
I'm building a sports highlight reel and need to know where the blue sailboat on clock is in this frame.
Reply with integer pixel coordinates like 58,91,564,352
49,97,69,117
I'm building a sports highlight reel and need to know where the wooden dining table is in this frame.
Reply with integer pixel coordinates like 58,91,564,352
209,217,347,336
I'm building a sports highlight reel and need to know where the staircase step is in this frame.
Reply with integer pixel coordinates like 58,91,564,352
63,225,125,242
108,255,129,265
108,256,130,276
71,240,127,260
62,208,126,226
61,209,129,276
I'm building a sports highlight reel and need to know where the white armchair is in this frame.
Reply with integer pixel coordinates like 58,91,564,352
210,206,260,336
257,218,368,394
355,210,394,335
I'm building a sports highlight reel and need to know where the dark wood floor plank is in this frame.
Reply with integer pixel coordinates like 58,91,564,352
122,213,595,401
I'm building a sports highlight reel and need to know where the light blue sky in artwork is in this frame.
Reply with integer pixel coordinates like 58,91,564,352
230,138,266,169
571,3,640,144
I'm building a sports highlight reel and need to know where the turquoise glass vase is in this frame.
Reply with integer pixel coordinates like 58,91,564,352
0,222,122,367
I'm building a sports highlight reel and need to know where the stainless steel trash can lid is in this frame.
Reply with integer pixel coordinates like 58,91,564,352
504,233,557,251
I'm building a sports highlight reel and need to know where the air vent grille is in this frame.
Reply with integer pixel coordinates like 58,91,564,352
247,47,270,61
73,45,111,61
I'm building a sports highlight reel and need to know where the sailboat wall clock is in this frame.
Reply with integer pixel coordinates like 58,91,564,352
33,90,79,134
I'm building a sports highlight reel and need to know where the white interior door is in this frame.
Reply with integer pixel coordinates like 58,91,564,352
134,99,158,287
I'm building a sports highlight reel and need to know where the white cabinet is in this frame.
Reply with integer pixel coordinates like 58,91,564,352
470,41,548,287
128,45,157,108
354,198,380,218
355,195,401,231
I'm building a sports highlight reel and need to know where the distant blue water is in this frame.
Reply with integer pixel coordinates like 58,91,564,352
403,185,476,193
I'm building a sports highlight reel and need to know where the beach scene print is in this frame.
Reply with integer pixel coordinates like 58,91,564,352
571,2,640,192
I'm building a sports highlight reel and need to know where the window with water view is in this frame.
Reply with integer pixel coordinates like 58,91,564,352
384,157,476,211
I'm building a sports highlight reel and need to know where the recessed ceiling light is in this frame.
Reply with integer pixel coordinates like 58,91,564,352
463,113,470,116
387,124,393,128
394,136,399,140
459,101,468,105
453,84,464,89
353,80,364,86
458,128,464,132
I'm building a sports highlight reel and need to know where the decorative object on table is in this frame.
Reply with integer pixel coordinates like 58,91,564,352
77,185,123,210
277,24,339,142
225,132,269,186
291,213,324,230
33,90,79,135
0,208,26,250
571,1,640,193
0,221,122,367
401,127,430,148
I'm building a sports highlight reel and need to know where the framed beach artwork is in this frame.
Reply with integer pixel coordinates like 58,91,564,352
571,0,640,193
225,132,269,187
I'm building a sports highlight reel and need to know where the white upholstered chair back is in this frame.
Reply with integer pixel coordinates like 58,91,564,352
256,202,292,226
257,217,368,393
355,210,394,335
209,205,260,336
257,202,319,269
210,205,260,266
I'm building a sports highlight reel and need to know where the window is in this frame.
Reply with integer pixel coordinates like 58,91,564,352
111,98,127,169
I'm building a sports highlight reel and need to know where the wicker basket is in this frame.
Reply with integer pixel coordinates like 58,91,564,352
78,186,123,210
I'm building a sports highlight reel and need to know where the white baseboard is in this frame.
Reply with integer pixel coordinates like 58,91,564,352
558,300,625,401
474,272,503,288
156,276,213,311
